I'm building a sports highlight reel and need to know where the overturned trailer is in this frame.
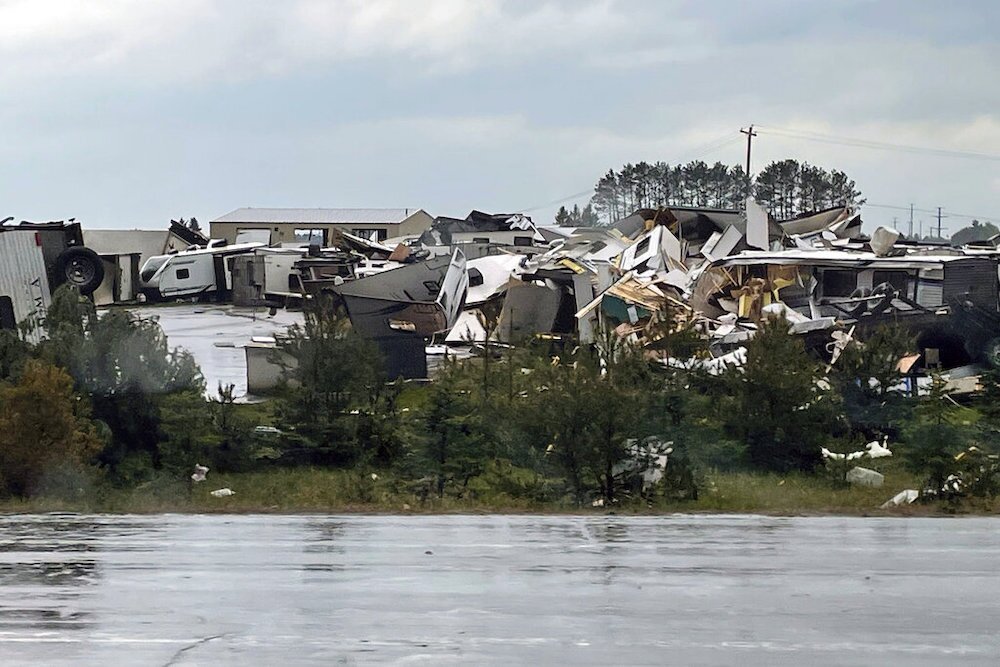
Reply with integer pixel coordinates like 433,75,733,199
327,249,469,378
0,230,51,339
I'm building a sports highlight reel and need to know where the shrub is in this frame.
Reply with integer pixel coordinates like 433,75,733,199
0,360,102,497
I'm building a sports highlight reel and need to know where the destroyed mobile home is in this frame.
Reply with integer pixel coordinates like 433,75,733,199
7,202,1000,511
8,202,1000,391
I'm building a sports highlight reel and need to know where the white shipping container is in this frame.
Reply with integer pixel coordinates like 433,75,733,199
0,231,52,341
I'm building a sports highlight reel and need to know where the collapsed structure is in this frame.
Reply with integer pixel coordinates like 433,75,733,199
7,199,1000,389
141,201,1000,385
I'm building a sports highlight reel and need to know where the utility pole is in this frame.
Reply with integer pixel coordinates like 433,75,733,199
892,216,898,230
936,206,948,240
908,203,914,238
740,125,757,177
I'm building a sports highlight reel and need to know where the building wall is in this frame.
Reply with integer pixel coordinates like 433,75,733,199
396,210,434,237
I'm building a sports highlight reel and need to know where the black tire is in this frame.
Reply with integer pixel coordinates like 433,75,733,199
55,246,105,295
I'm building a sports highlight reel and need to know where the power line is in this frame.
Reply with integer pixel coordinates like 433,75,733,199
865,202,1000,224
756,125,1000,162
520,132,743,213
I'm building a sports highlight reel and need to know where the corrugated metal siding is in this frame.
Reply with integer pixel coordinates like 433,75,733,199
0,231,51,340
915,281,943,308
943,258,999,311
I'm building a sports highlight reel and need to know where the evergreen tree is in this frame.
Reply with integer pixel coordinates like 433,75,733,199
554,206,571,227
903,373,970,492
275,294,384,466
721,316,835,472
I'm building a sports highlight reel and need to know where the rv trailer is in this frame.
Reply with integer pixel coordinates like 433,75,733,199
139,240,264,301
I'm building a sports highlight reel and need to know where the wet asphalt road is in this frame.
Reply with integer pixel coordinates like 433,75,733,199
0,513,997,665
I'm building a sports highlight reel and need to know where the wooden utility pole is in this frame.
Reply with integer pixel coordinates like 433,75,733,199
740,125,757,176
740,125,757,199
909,203,914,238
936,207,948,239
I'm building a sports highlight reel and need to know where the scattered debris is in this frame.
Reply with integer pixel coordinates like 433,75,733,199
191,464,209,483
846,467,885,488
210,488,235,497
880,489,920,508
865,437,893,459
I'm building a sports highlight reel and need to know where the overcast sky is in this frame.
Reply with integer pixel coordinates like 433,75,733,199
1,0,997,234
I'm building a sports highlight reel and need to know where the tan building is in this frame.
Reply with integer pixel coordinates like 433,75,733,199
210,208,433,246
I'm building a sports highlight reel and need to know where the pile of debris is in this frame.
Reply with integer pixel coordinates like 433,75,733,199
238,200,1000,383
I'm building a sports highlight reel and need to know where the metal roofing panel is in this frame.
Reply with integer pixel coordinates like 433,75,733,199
212,208,421,225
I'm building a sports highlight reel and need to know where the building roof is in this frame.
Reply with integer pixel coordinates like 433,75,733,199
211,208,423,225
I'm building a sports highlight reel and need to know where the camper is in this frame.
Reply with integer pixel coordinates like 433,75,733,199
139,240,264,301
328,248,468,378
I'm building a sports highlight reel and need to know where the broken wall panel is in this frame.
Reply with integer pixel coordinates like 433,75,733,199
496,281,562,342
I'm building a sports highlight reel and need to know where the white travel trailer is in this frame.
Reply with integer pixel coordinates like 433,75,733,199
140,241,264,301
0,230,52,341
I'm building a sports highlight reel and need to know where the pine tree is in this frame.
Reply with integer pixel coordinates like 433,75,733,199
554,206,571,227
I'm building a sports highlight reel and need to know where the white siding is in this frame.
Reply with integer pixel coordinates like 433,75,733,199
0,231,51,341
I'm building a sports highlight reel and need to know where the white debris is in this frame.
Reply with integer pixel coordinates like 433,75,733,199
865,436,893,459
210,488,235,497
880,489,919,509
190,464,209,483
591,498,605,507
821,447,846,461
943,474,963,494
846,466,884,488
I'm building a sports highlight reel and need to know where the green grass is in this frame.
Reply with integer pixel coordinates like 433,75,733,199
2,465,994,515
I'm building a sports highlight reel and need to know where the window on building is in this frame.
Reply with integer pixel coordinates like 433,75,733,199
472,237,490,244
468,268,484,287
176,268,190,280
351,229,388,242
294,229,328,245
513,236,533,247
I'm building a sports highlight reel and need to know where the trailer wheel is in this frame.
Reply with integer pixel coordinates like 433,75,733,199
55,247,105,295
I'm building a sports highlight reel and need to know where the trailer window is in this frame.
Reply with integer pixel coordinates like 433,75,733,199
176,268,190,280
140,256,169,282
872,270,909,295
822,270,857,297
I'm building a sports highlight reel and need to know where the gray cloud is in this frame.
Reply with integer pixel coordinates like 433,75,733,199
0,0,997,231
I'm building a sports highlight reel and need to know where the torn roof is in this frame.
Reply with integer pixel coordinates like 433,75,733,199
420,210,541,246
779,206,862,239
610,205,784,246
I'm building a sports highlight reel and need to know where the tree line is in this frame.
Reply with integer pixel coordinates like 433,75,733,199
556,159,865,226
